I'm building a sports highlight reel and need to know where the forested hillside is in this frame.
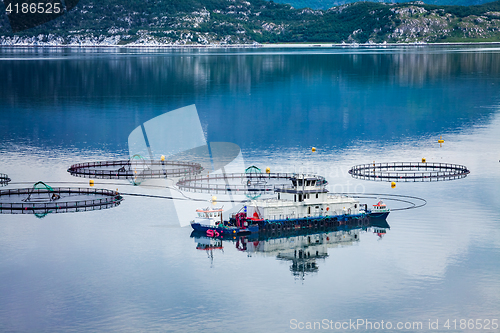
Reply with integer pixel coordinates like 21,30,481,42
1,0,500,45
272,0,495,11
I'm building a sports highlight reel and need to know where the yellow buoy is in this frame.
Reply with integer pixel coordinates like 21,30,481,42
211,195,217,203
312,147,316,152
438,135,444,147
265,167,271,174
422,158,426,163
89,179,94,187
391,182,396,188
161,155,165,162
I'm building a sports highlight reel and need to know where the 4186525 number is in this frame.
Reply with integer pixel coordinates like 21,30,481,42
444,319,498,330
5,2,62,14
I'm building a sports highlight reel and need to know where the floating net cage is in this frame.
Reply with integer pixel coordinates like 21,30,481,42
0,173,10,187
177,172,327,194
0,181,123,215
68,155,203,180
348,162,470,182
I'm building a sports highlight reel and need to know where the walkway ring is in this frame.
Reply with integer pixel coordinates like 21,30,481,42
349,162,470,182
0,187,123,214
176,172,326,194
68,160,203,179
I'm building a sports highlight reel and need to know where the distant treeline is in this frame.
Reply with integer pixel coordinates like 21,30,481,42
1,0,500,43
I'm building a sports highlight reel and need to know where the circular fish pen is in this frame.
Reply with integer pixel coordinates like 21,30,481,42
0,182,123,215
348,162,470,182
176,173,326,194
68,155,203,180
0,173,10,187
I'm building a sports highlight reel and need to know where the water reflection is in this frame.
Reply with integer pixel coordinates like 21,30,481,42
1,47,500,150
3,47,500,106
191,218,390,280
0,173,10,187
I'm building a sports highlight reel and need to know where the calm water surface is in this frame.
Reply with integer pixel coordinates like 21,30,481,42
0,46,499,332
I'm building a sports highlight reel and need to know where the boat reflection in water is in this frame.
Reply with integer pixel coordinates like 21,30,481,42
191,218,390,279
193,236,224,267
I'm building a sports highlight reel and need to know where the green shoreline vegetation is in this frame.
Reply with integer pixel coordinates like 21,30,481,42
1,0,500,44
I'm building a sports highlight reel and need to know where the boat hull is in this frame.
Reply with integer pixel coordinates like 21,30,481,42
193,212,389,236
256,213,373,233
367,211,390,219
191,223,258,236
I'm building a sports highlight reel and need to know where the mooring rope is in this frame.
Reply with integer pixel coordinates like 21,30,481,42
7,183,427,209
336,192,427,211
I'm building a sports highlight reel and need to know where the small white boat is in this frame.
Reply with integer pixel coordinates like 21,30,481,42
368,200,390,219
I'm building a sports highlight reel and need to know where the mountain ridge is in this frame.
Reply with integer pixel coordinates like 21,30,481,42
1,0,500,45
273,0,495,11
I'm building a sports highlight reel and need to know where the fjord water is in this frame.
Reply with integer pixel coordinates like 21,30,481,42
1,46,499,332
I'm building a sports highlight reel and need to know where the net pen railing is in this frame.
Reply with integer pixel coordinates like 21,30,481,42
348,162,470,182
176,173,326,192
68,160,203,179
0,187,122,211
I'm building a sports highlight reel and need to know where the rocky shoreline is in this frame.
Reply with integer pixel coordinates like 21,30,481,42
2,40,500,47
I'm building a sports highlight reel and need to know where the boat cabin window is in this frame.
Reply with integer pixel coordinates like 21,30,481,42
292,179,297,187
298,180,303,186
298,194,303,202
354,204,357,208
294,195,297,202
316,193,319,199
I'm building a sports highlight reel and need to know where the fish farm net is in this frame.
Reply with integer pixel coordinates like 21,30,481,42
176,173,327,194
68,157,203,180
0,182,123,215
0,173,10,186
348,162,470,182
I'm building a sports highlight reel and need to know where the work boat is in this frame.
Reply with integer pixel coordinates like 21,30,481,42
368,200,390,219
192,174,389,236
190,206,258,236
229,175,388,233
